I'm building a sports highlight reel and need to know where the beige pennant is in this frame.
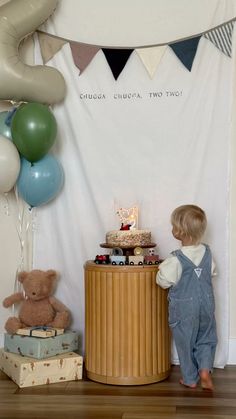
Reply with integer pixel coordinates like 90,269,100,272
136,45,167,78
37,32,67,63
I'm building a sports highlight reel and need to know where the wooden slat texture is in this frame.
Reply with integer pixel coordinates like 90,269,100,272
0,366,236,418
84,262,171,385
123,415,235,419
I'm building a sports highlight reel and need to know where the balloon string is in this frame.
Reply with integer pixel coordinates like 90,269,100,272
3,192,10,216
5,107,17,126
13,187,33,315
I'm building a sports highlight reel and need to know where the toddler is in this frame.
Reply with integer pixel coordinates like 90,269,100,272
156,204,217,390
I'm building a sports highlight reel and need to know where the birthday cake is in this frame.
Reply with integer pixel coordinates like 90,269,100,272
106,229,152,247
105,206,152,247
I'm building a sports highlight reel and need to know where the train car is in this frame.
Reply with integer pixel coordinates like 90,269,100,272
144,255,160,265
94,254,110,264
128,255,144,265
110,255,126,265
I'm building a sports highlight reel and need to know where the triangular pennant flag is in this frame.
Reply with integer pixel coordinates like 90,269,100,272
37,32,67,64
194,268,202,278
102,49,133,80
169,36,201,71
204,21,234,57
136,46,167,78
70,42,100,74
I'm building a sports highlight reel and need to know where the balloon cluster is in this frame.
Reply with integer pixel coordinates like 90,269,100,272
0,103,64,208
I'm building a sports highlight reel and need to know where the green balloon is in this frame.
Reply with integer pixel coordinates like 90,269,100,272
11,103,57,162
0,111,12,139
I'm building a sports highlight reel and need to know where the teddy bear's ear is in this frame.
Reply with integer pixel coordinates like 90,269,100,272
46,270,57,282
18,271,28,283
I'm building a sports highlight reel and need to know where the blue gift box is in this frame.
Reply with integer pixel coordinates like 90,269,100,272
4,330,79,359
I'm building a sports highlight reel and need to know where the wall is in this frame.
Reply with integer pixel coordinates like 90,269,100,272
229,26,236,360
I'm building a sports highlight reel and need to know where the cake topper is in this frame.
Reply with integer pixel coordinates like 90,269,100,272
116,206,138,230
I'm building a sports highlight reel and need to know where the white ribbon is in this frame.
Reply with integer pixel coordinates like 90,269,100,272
12,186,34,315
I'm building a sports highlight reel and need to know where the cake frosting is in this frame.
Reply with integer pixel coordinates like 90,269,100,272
106,229,151,247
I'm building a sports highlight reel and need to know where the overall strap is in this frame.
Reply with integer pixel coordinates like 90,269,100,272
172,244,209,269
198,244,211,268
171,249,198,268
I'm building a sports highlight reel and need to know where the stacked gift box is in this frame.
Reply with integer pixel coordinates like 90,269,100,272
0,327,83,388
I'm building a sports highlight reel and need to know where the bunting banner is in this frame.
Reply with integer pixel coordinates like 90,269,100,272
37,20,235,79
102,49,134,80
136,46,168,78
70,42,100,74
37,32,67,64
169,36,201,71
204,21,234,57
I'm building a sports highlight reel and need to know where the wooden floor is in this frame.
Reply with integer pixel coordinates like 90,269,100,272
0,365,236,419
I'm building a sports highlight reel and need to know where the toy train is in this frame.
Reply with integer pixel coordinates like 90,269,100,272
94,254,161,266
94,255,110,264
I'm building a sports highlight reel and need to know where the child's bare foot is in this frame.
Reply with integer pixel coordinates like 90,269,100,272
199,369,214,390
179,378,197,389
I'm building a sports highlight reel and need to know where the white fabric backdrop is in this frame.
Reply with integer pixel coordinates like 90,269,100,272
40,0,236,47
34,36,232,366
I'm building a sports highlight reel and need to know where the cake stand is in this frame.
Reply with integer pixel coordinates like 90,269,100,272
100,243,157,256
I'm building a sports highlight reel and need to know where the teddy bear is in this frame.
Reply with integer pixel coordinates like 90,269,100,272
2,269,71,334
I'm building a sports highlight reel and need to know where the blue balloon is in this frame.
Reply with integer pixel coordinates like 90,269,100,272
17,154,64,207
0,111,12,139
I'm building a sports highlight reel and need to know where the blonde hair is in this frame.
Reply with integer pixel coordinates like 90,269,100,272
171,204,207,244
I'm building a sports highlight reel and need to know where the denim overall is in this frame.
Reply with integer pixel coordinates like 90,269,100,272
168,245,217,385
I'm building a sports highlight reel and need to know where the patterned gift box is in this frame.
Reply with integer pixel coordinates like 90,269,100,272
4,330,79,359
0,349,83,388
16,327,64,338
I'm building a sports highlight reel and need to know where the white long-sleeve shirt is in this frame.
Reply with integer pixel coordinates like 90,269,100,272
156,244,217,289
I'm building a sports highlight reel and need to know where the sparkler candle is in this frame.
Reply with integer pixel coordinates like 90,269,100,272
116,206,138,230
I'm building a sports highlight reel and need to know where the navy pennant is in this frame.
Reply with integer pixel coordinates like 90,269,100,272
102,49,133,80
169,36,201,71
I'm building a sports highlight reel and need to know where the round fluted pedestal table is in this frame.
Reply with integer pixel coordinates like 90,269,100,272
84,261,171,385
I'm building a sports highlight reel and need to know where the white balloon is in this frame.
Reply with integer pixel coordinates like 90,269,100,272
0,0,66,105
0,134,20,193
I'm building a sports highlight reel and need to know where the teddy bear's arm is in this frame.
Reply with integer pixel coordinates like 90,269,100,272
3,292,24,308
49,296,70,313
